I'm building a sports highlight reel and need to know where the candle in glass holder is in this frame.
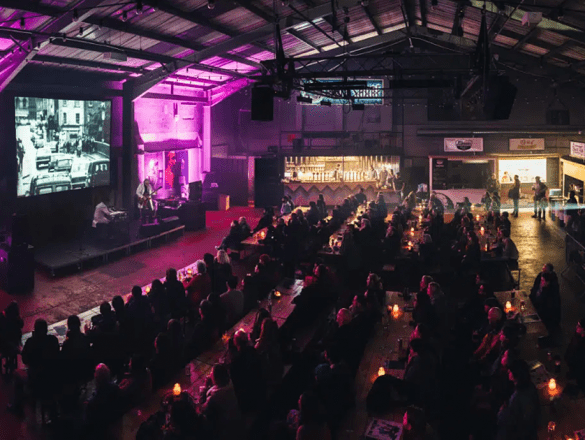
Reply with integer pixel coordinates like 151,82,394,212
480,226,485,234
378,367,386,376
274,290,282,298
505,301,512,312
548,378,557,391
547,421,556,433
187,268,193,276
173,383,181,396
393,304,400,314
476,215,480,221
145,286,151,294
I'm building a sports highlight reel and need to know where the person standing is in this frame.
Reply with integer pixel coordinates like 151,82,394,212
531,176,548,220
136,178,156,224
509,175,521,218
565,190,579,235
394,172,405,202
379,167,388,189
486,173,500,194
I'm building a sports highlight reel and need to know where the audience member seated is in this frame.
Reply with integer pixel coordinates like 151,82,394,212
314,344,354,430
126,285,155,352
216,220,242,251
254,317,284,386
188,300,221,357
199,363,244,440
149,332,174,390
289,391,332,440
227,329,265,410
213,250,233,294
473,307,504,365
565,318,585,394
148,279,170,325
254,207,274,233
85,363,121,433
185,260,212,309
403,339,438,407
239,216,252,239
118,355,152,409
413,291,436,329
87,302,124,378
402,405,438,440
164,268,187,319
220,275,244,326
496,359,540,440
207,291,227,334
61,315,93,387
251,308,272,343
9,319,60,414
531,271,561,342
0,301,24,375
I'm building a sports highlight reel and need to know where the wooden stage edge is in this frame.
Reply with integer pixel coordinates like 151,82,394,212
35,225,186,277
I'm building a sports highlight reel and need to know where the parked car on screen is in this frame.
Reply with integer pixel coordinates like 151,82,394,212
29,173,72,196
87,159,109,187
35,144,51,169
70,160,89,189
48,154,73,173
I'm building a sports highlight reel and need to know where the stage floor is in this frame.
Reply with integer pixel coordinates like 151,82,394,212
0,206,263,334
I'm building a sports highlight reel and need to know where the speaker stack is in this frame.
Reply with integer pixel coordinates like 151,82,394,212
251,87,274,121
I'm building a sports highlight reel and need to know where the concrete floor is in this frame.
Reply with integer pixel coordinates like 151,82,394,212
0,206,583,440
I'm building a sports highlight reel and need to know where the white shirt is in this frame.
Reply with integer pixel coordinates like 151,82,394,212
136,182,157,209
92,202,111,228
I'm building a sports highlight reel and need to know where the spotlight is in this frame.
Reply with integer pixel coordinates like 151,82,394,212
352,103,365,110
20,17,25,29
72,9,79,22
208,0,215,9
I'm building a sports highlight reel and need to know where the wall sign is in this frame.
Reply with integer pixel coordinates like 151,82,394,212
509,138,545,151
570,142,585,160
444,138,483,152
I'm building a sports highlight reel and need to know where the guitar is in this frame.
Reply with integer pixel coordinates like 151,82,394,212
138,186,162,210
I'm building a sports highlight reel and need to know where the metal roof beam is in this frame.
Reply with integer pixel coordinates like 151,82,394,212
288,29,323,52
512,26,540,51
0,0,104,92
192,2,335,63
171,73,224,85
401,0,417,29
34,54,141,73
141,92,208,103
542,40,574,61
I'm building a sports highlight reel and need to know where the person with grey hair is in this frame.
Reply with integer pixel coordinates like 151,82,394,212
185,260,211,309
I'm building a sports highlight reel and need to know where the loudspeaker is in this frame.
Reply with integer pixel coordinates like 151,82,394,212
139,222,162,237
251,87,274,121
484,76,517,120
11,214,30,247
161,216,181,232
254,157,283,208
189,180,203,202
179,201,206,231
0,244,35,293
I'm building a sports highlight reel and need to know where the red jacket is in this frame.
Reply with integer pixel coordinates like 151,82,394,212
185,273,212,308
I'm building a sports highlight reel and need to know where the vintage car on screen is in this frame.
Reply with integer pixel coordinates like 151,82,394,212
35,144,52,169
70,158,109,189
48,154,73,173
28,172,72,196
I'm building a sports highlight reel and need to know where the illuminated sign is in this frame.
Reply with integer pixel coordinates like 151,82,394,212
509,138,545,151
300,79,383,105
444,138,484,152
571,141,585,160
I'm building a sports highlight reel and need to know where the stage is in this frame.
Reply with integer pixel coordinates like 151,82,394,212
0,206,263,334
34,219,185,277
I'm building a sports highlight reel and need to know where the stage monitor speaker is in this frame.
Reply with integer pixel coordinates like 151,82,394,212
251,87,274,121
0,244,35,293
11,214,30,247
161,216,181,232
139,222,162,238
189,180,203,202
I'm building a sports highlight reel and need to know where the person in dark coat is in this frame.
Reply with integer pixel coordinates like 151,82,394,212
565,318,585,394
164,268,187,319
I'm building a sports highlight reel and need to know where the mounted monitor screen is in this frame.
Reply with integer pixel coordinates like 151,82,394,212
15,96,112,197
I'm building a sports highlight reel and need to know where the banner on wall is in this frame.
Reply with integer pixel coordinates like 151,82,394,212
570,142,585,160
164,150,189,197
509,138,545,151
444,138,483,152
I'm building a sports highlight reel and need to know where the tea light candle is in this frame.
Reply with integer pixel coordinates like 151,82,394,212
476,215,480,221
548,378,557,391
480,226,485,234
547,421,556,432
411,227,415,233
378,367,386,376
274,290,281,297
393,304,400,314
505,301,512,312
173,383,181,396
145,286,151,294
187,268,193,276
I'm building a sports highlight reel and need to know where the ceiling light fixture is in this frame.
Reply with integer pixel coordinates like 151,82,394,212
208,0,215,9
72,9,79,22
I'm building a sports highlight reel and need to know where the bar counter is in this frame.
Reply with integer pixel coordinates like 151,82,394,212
284,180,400,207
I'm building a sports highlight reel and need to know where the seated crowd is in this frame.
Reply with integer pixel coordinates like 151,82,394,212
0,188,581,440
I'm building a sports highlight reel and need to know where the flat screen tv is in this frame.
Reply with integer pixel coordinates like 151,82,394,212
15,96,112,197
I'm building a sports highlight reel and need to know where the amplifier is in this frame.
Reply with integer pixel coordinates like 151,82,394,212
161,216,181,232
